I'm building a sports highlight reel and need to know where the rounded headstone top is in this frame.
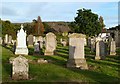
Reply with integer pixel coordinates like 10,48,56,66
68,33,86,38
46,32,56,37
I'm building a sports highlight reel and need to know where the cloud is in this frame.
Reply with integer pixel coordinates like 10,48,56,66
2,6,18,16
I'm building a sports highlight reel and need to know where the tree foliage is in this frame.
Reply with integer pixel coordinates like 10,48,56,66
69,8,103,36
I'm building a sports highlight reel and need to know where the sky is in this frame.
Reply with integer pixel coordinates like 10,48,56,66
0,1,119,29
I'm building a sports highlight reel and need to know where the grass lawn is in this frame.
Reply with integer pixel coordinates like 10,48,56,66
1,44,120,84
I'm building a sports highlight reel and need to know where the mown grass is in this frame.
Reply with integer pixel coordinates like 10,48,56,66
1,44,120,84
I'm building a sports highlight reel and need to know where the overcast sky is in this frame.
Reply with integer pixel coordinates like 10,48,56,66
1,1,119,28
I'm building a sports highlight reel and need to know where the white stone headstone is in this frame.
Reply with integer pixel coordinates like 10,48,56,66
44,32,56,55
15,24,28,55
12,55,29,80
67,33,88,69
4,34,8,44
0,37,2,44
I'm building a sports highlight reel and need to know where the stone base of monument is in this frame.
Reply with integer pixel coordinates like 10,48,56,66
95,56,100,60
67,59,88,69
28,45,33,47
110,52,116,55
15,47,28,55
44,50,54,55
12,73,29,80
95,55,105,60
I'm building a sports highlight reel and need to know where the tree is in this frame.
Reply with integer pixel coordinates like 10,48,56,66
70,8,103,36
2,20,16,39
99,16,105,28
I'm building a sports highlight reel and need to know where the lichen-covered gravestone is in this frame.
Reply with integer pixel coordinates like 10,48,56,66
67,33,88,69
27,35,33,47
44,32,56,55
12,55,29,80
95,37,106,60
110,39,116,55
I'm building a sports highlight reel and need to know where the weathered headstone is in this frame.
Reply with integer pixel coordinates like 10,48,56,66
67,33,88,69
0,37,2,44
44,32,56,55
95,38,106,60
12,55,29,80
8,35,12,44
110,39,116,55
27,35,33,47
15,24,28,55
90,37,96,52
61,41,67,46
4,34,8,44
39,36,43,49
34,41,40,53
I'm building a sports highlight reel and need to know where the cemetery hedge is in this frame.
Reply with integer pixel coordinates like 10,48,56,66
1,44,120,84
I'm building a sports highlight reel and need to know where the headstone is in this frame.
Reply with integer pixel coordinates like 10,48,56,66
60,38,62,43
95,38,106,60
4,34,8,44
8,35,12,44
34,41,40,53
27,35,33,47
12,55,29,80
33,36,36,43
15,24,28,55
39,36,43,49
67,33,88,69
44,32,56,55
0,37,2,44
90,37,96,52
87,37,91,48
110,39,116,55
84,38,87,46
61,41,67,46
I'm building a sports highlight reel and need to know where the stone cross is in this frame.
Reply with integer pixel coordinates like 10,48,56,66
67,33,88,69
12,55,29,80
44,32,56,55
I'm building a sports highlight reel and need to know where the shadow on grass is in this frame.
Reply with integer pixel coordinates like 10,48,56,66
68,68,120,83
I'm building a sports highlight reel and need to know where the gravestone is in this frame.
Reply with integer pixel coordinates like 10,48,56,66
34,41,40,53
90,38,96,52
8,35,12,44
84,38,87,46
67,33,88,69
61,41,67,46
12,55,29,80
44,32,56,55
87,37,91,48
15,24,28,55
95,38,106,60
27,35,33,47
110,39,116,55
0,37,2,44
39,36,43,49
4,34,8,44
